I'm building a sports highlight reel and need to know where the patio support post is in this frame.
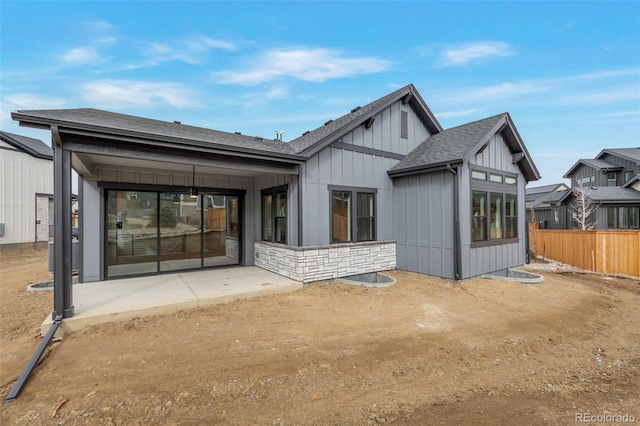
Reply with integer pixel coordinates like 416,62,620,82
52,126,74,319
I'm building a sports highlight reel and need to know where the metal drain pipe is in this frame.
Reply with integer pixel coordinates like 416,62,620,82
5,315,62,403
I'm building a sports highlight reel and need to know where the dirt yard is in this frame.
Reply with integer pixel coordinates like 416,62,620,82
1,248,639,425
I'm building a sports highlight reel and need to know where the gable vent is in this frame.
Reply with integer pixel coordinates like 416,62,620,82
324,119,333,126
351,106,361,113
400,111,408,139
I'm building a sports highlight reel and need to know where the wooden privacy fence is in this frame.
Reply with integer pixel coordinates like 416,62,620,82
529,227,640,277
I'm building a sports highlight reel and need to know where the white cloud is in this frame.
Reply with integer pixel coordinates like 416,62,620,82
142,35,236,65
213,48,392,85
3,93,67,109
61,47,100,64
438,41,515,67
82,80,199,109
435,108,481,119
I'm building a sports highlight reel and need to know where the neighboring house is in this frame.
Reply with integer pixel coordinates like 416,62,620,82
561,148,640,229
0,131,54,248
11,84,540,318
525,183,570,229
528,148,640,230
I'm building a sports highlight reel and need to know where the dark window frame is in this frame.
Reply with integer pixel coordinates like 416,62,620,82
261,184,288,244
607,206,640,229
470,167,519,248
329,185,377,243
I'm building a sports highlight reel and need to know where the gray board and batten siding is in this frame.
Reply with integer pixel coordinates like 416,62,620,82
393,170,456,279
458,131,527,279
299,97,433,246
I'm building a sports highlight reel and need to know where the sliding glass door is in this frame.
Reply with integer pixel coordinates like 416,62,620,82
106,190,241,278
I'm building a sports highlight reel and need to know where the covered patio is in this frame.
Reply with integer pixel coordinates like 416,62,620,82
41,266,303,336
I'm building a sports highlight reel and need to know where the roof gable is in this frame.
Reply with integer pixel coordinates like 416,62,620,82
563,158,622,178
388,112,541,182
288,84,442,156
0,131,53,160
596,147,640,164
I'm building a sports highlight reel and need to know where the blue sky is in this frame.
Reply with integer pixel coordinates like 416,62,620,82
1,1,639,187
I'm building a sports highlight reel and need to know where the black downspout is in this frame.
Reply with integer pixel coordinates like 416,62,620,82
448,164,462,280
297,167,303,247
52,126,74,319
5,316,63,403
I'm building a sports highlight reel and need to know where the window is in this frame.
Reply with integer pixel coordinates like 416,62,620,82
490,194,503,239
331,187,376,243
470,168,518,245
607,173,617,186
554,207,560,223
625,171,634,183
332,191,351,242
579,175,595,185
472,191,487,242
608,206,640,229
262,186,287,243
357,193,375,241
490,174,503,184
505,195,518,238
472,170,487,181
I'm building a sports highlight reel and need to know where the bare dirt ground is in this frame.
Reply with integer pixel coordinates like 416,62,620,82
1,248,639,425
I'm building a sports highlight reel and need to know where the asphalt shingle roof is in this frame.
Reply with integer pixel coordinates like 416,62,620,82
389,113,506,173
0,131,53,159
585,186,640,202
11,108,300,158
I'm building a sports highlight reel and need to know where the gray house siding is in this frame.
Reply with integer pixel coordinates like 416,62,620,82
393,171,456,278
459,133,527,279
571,164,603,186
300,147,397,246
298,99,434,247
598,153,639,185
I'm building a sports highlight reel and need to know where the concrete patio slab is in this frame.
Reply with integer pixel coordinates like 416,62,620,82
41,266,302,336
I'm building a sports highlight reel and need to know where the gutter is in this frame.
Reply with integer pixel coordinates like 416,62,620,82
5,316,63,403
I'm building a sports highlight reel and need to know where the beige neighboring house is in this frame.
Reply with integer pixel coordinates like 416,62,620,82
0,131,54,248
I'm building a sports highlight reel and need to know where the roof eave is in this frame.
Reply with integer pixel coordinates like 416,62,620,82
0,130,53,160
13,112,307,163
387,159,464,178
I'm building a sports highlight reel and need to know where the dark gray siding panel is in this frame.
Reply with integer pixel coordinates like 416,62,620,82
393,170,456,279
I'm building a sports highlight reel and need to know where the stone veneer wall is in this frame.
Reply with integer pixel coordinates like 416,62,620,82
225,236,239,261
254,240,396,283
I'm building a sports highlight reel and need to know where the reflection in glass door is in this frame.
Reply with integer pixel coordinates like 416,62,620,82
159,193,203,272
203,194,239,267
107,190,158,277
106,190,241,278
